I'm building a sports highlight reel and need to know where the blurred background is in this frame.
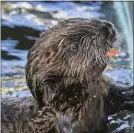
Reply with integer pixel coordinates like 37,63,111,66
1,1,134,133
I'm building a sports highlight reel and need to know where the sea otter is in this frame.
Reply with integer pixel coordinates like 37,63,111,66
2,18,134,133
25,18,118,133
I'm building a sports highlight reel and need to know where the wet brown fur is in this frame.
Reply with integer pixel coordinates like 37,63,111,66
2,18,119,133
25,18,118,133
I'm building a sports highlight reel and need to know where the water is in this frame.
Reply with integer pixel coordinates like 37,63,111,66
1,1,133,132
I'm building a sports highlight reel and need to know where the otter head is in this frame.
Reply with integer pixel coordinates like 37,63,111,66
45,18,118,81
26,18,118,102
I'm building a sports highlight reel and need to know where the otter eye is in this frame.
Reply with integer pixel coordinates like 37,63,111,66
70,43,78,53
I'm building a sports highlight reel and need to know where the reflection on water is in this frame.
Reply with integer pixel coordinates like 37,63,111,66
1,1,133,133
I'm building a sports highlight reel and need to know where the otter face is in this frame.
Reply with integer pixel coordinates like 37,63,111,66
54,18,118,79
